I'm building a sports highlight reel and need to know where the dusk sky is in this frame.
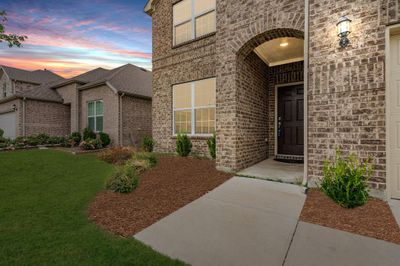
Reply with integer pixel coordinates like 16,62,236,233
0,0,151,78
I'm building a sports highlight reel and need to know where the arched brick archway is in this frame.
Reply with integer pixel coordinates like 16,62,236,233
237,28,304,60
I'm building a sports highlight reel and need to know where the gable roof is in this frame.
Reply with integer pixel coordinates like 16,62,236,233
78,64,152,98
1,65,63,85
18,80,65,102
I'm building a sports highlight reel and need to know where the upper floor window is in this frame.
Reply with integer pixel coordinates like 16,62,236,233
173,0,216,46
87,100,103,132
173,77,216,135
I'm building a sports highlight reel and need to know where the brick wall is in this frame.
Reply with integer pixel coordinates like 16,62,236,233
308,0,400,189
79,85,119,145
24,99,70,137
56,83,79,132
151,0,216,155
121,96,152,147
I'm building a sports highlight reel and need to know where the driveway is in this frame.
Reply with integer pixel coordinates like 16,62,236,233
135,177,400,266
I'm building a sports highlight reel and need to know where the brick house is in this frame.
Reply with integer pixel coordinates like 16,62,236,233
0,64,152,146
144,0,400,199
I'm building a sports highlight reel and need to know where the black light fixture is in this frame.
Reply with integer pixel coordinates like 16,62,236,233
337,16,351,48
12,104,17,111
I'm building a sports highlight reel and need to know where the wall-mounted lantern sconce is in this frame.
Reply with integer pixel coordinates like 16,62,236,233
12,104,17,111
337,16,351,48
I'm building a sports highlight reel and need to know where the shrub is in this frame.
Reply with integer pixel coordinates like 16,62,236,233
83,127,96,141
36,133,50,145
133,152,157,167
0,128,4,138
79,138,103,150
99,132,111,147
97,147,135,165
176,134,192,157
26,136,40,146
319,149,373,208
126,158,151,175
69,132,81,145
141,136,155,152
0,142,8,149
48,136,65,145
207,134,216,159
106,164,139,193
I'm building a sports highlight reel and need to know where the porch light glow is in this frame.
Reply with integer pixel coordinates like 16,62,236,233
337,16,351,48
280,42,289,47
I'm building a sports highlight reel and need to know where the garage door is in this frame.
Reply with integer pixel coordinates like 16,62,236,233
389,33,400,199
0,112,16,139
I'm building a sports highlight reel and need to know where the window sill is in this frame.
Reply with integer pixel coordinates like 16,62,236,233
172,32,216,49
171,135,213,140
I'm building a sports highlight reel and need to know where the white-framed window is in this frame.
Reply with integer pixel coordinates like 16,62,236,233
87,100,103,132
173,77,216,135
173,0,216,46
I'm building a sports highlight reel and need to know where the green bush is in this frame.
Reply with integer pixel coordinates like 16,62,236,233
0,142,8,148
36,133,50,145
99,132,111,147
106,164,139,193
26,136,40,146
176,134,192,157
126,158,151,175
319,149,373,208
207,134,216,159
133,152,157,167
141,136,155,152
69,132,82,144
0,128,4,138
83,128,96,141
48,136,65,145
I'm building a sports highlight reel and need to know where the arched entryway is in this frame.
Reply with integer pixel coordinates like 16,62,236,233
233,28,306,183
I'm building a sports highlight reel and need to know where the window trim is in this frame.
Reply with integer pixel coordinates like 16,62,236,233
172,77,216,137
173,0,216,46
87,100,104,133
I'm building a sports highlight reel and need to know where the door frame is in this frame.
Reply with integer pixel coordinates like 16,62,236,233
386,23,400,199
274,81,305,157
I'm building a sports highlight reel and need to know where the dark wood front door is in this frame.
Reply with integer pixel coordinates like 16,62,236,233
277,85,304,156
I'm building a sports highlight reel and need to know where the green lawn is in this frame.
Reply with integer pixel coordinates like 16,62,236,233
0,149,184,266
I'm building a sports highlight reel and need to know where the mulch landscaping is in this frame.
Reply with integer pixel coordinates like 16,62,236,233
88,156,232,237
300,188,400,244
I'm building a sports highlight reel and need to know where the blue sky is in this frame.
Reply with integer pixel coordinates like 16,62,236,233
0,0,151,77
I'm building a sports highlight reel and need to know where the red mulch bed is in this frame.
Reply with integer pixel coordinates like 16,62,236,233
300,188,400,244
88,156,232,237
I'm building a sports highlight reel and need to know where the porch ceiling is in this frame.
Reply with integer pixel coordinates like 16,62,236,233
254,37,304,67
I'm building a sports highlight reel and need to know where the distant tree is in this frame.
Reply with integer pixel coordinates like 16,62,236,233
0,11,27,48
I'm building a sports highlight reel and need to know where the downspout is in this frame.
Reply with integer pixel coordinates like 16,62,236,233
22,97,26,137
303,0,310,187
119,93,125,146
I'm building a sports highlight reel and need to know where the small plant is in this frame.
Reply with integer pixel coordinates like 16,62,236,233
99,132,111,147
106,164,139,193
69,132,82,145
79,138,102,150
83,127,96,141
141,136,155,152
26,136,39,146
133,152,157,167
176,134,192,157
48,136,65,145
97,147,135,165
207,134,216,159
36,133,50,145
319,149,373,208
0,128,4,138
126,158,151,175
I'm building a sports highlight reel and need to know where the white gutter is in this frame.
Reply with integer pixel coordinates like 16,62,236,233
22,97,26,137
303,0,309,187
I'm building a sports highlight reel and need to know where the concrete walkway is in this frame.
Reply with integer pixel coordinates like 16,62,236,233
135,177,400,266
237,159,303,184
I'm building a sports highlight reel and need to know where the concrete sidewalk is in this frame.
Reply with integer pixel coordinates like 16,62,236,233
135,177,400,266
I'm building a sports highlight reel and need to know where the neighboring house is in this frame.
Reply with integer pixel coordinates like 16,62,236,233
0,64,152,147
0,65,62,99
144,0,400,199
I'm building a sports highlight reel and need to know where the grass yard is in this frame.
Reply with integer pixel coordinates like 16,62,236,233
0,149,184,266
